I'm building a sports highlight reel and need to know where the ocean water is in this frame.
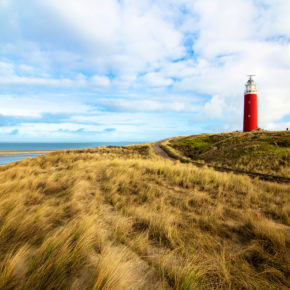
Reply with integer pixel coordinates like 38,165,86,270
0,142,140,165
0,154,42,165
0,142,136,151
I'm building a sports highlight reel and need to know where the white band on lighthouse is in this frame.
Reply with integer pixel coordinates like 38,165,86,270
245,75,257,94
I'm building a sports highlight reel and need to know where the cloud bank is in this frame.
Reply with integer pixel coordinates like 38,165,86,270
0,0,289,141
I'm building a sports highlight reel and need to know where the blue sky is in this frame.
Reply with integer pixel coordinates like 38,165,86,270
0,0,290,142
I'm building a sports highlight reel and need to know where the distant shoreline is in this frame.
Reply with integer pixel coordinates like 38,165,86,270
0,150,56,156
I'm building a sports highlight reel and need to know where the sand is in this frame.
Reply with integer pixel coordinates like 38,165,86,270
0,150,56,156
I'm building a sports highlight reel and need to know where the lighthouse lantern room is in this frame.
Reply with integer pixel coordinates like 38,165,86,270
243,75,258,132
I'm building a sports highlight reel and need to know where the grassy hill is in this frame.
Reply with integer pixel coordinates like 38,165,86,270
162,130,290,177
0,143,289,289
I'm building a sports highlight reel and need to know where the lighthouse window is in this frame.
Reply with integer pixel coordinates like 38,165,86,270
248,101,251,104
248,115,251,118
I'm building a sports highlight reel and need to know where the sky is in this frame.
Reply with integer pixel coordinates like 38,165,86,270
0,0,290,142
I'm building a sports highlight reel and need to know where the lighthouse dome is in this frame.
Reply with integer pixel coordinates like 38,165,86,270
245,75,257,94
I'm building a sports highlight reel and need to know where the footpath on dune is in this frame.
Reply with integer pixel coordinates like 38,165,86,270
153,141,290,184
152,142,175,161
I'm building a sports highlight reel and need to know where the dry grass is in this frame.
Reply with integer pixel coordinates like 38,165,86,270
0,144,289,289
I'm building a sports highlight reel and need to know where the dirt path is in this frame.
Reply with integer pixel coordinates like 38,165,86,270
153,142,175,161
153,142,290,184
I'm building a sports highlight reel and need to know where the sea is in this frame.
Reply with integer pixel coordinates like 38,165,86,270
0,142,139,165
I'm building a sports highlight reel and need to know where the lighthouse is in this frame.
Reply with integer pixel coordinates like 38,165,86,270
243,75,258,132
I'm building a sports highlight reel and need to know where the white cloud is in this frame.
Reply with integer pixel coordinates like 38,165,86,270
91,75,110,88
0,62,14,76
98,98,196,112
0,94,90,117
257,0,290,39
265,121,290,131
0,61,112,90
39,0,185,75
141,72,173,87
204,95,226,119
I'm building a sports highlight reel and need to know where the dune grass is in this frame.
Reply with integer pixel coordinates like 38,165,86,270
164,130,290,177
0,144,289,289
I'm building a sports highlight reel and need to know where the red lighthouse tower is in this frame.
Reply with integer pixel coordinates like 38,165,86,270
243,75,258,132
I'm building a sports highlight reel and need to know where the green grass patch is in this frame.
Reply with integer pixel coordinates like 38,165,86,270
173,137,211,150
168,131,290,176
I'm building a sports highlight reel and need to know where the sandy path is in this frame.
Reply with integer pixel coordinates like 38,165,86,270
153,142,175,161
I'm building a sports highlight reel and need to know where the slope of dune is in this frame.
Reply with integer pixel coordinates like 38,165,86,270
162,130,290,177
0,144,289,289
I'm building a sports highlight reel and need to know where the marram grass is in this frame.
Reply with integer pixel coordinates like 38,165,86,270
0,144,289,289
